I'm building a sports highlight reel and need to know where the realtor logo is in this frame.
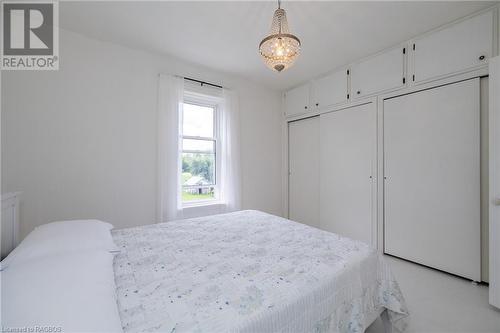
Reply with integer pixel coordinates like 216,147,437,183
1,1,59,70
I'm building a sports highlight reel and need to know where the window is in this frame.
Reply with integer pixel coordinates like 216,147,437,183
181,101,218,204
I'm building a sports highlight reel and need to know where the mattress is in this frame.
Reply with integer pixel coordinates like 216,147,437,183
112,210,408,333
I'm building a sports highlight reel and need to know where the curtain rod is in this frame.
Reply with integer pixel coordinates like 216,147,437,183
184,77,223,89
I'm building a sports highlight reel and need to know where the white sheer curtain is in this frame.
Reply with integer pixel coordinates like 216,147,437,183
219,89,242,212
157,74,184,222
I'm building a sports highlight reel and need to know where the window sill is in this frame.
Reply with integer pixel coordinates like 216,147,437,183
181,201,226,219
182,200,225,209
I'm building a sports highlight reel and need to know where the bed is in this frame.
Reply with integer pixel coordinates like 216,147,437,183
1,210,408,333
112,210,408,332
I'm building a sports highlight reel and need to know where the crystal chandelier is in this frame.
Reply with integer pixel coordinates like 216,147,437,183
259,0,301,72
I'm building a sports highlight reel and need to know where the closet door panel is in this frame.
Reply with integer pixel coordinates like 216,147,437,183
288,117,320,228
311,69,348,110
384,79,480,281
413,11,493,83
320,103,376,245
285,84,310,117
489,57,500,307
351,46,405,98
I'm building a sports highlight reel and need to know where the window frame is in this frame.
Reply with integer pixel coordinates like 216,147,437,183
181,94,221,207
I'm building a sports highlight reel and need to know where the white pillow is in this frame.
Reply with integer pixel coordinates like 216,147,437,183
1,219,119,270
1,250,123,333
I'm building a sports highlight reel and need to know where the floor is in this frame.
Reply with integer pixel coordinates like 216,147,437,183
366,255,500,333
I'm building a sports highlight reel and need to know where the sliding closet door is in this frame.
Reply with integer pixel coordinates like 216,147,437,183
384,78,481,281
489,57,500,307
288,117,320,228
320,103,376,245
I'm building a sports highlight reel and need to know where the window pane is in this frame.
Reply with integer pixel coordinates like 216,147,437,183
182,139,214,153
183,103,214,137
182,152,216,202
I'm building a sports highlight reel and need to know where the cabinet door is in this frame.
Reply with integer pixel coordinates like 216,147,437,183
489,57,500,308
351,46,405,99
413,11,493,83
311,69,348,110
319,103,376,245
288,117,320,228
384,79,480,281
285,84,310,117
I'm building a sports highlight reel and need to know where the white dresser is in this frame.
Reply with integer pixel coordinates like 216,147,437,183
1,192,21,259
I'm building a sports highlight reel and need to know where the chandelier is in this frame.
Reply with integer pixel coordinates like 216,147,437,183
259,0,301,72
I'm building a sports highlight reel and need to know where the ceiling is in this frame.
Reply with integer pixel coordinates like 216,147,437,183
60,1,497,91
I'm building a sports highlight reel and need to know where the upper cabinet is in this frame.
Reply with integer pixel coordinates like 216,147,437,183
284,8,497,119
311,69,348,110
285,83,310,117
412,10,493,83
351,46,406,99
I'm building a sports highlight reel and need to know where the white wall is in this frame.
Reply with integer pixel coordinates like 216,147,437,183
1,29,283,238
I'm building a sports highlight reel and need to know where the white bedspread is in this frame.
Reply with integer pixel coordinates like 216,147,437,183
112,210,408,333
